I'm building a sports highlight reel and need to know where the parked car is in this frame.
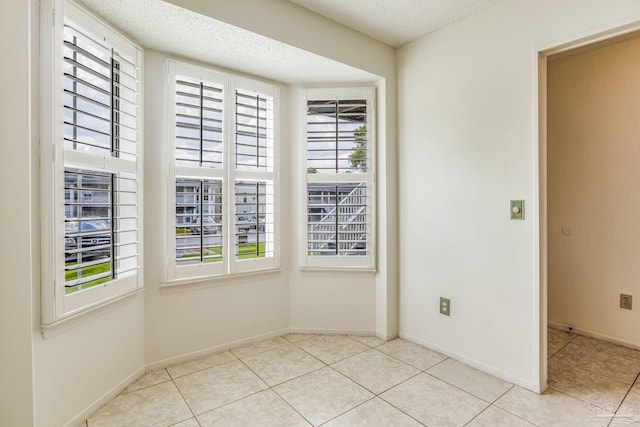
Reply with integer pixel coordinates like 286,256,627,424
65,218,111,261
188,216,221,234
236,215,256,232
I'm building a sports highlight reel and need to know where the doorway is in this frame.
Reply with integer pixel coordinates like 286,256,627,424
539,27,640,391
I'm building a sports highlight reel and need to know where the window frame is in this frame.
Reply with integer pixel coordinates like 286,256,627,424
164,61,280,285
40,0,144,325
301,87,376,270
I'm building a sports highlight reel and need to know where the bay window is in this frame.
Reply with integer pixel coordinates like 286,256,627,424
166,61,279,283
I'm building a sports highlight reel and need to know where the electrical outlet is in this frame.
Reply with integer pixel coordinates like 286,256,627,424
620,294,633,310
440,297,450,316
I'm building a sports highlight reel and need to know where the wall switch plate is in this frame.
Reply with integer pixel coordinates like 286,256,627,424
620,294,633,310
440,297,450,316
510,200,524,220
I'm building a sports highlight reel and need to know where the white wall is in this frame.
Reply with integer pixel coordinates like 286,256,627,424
397,0,640,391
286,83,375,335
143,51,291,366
32,296,145,426
548,35,640,347
0,0,36,425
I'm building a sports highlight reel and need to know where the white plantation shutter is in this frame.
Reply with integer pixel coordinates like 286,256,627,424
170,65,226,280
166,63,279,283
304,88,375,269
175,78,224,169
233,86,276,270
42,0,143,324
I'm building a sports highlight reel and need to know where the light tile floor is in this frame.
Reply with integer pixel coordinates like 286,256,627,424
82,330,640,426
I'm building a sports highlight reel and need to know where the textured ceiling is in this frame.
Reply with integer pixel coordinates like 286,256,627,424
287,0,502,47
76,0,379,84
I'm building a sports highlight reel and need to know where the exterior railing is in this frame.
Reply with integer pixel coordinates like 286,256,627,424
308,183,367,255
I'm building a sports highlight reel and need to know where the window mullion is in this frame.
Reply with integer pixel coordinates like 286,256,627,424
334,184,339,255
111,53,120,157
200,81,204,166
334,100,339,174
199,180,205,263
110,173,116,280
255,95,260,169
72,34,78,151
255,182,260,256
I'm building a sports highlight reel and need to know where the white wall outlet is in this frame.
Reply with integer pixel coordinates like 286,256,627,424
440,297,450,316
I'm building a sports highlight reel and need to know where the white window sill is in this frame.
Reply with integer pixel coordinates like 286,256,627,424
161,267,282,291
40,288,143,339
299,266,377,277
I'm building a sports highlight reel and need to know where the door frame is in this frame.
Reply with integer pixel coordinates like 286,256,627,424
536,21,640,392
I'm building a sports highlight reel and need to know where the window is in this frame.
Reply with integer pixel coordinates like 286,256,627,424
41,0,142,324
166,61,279,283
303,88,375,269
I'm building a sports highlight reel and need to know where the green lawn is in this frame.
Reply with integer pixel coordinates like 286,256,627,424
65,261,111,294
66,243,268,294
179,246,223,263
178,243,266,262
237,243,266,260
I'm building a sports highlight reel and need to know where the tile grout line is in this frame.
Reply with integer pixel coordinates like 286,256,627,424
292,335,372,365
320,342,432,426
269,386,317,426
342,339,491,425
228,336,289,359
341,356,429,427
547,332,640,421
473,384,543,427
374,370,432,425
183,353,316,421
285,336,429,426
607,370,640,427
237,342,326,426
122,369,173,395
272,349,334,426
547,333,578,360
369,343,444,372
315,396,378,427
169,371,200,425
420,365,514,408
167,356,239,381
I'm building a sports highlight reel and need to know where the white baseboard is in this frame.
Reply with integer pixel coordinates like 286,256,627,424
399,331,543,394
147,327,378,372
288,327,376,337
145,328,290,372
548,320,640,351
64,366,145,427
